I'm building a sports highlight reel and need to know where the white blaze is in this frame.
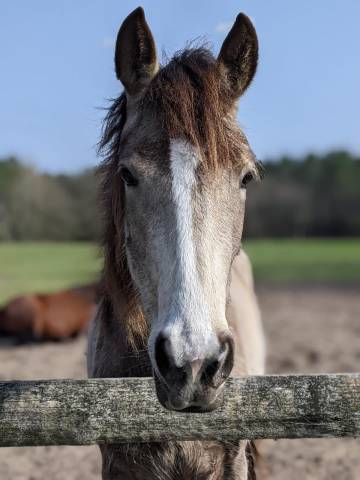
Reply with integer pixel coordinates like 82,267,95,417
158,139,218,366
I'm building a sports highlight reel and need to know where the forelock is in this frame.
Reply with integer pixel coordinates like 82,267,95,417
141,47,250,170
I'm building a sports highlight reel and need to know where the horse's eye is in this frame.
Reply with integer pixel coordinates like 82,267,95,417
120,167,138,187
240,171,254,189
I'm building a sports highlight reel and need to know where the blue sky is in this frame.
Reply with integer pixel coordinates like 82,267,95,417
1,1,359,172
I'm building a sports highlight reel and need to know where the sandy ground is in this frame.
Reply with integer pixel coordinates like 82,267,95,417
0,285,359,479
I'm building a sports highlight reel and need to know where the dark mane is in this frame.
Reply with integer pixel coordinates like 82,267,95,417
98,47,260,348
98,119,147,348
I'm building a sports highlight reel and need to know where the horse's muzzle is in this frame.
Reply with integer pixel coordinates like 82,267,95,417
153,334,234,412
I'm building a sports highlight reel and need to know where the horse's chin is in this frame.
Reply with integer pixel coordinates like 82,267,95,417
153,372,225,412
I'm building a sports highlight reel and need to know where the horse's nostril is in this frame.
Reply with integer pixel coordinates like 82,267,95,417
201,334,234,388
154,331,234,401
154,334,171,379
217,335,234,385
154,335,188,388
202,359,220,383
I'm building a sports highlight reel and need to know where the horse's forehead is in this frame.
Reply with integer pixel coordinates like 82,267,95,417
123,110,167,156
123,118,198,176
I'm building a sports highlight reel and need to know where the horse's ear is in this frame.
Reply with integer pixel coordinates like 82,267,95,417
115,7,158,97
218,13,258,100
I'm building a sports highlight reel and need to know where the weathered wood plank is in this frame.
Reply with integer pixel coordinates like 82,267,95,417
0,374,359,446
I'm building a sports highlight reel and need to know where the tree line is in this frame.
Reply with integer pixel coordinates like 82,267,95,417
0,150,359,241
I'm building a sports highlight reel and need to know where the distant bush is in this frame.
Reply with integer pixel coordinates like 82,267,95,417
0,159,100,241
245,150,360,237
0,150,359,240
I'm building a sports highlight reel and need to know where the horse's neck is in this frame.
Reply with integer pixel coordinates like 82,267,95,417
226,251,265,376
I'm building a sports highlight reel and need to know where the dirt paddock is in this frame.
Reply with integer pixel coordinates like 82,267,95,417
0,285,359,479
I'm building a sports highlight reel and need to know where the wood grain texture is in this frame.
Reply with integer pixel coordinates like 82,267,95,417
0,374,358,447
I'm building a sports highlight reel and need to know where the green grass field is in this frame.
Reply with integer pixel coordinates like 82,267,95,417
0,239,359,304
0,243,101,304
245,239,360,284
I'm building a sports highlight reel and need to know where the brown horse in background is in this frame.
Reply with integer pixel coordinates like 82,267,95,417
0,283,98,342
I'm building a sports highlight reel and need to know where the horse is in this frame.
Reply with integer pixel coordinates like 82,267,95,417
0,283,97,342
87,7,265,479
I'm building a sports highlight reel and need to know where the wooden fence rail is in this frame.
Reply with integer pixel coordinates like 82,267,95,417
0,374,359,447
